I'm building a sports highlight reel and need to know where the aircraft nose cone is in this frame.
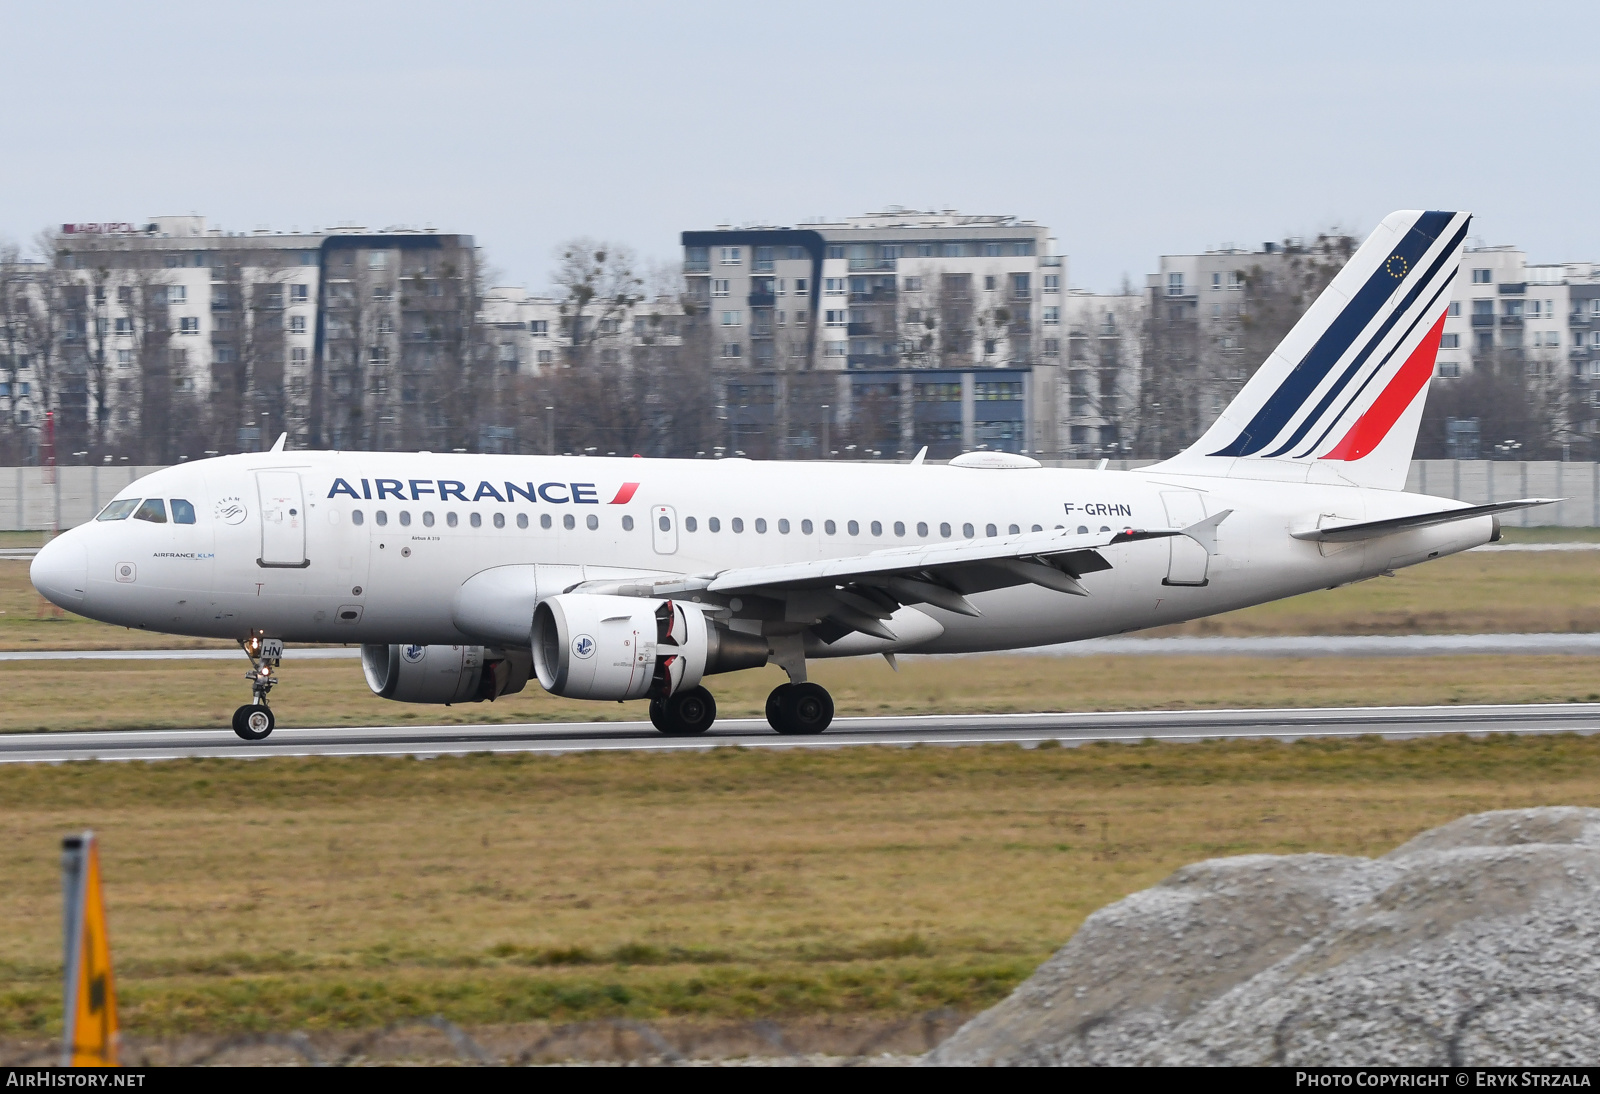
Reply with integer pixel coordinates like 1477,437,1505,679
30,535,87,610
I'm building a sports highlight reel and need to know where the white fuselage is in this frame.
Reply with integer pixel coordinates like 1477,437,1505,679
32,451,1492,654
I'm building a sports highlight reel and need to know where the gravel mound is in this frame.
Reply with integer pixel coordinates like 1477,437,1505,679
927,808,1600,1066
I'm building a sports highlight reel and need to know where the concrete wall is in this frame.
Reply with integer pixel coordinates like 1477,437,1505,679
3,460,1598,530
0,466,169,531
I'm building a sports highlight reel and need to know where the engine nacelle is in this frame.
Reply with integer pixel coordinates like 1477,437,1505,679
532,594,768,702
361,643,531,704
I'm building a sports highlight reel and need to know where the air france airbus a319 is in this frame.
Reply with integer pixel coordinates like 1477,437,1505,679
31,210,1554,741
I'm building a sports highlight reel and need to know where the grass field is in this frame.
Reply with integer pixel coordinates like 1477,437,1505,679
4,654,1600,734
2,735,1599,1035
3,544,1599,652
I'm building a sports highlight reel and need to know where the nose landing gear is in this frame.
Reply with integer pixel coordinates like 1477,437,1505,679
234,637,282,741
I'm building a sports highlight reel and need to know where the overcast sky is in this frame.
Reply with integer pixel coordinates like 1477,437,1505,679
2,1,1594,293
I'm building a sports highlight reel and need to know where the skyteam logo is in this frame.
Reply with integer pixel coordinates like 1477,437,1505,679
571,634,596,659
402,644,427,664
213,497,248,525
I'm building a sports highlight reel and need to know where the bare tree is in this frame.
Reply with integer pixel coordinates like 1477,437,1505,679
553,239,644,370
1417,345,1573,460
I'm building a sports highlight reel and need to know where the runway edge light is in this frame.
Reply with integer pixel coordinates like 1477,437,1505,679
61,830,119,1067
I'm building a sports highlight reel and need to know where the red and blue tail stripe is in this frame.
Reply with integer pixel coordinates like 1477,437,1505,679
1207,210,1463,459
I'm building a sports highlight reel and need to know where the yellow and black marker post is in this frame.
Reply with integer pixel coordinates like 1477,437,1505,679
61,830,119,1067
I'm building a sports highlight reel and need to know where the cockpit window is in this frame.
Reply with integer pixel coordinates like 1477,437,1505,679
133,498,168,523
96,499,140,521
171,499,196,524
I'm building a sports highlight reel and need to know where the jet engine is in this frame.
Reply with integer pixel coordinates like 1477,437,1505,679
361,643,531,704
532,594,768,701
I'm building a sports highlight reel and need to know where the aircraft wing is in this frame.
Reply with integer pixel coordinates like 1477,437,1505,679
574,515,1228,644
1290,499,1557,543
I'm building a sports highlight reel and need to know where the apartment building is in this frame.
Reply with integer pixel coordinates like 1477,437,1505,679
681,209,1142,459
19,216,477,458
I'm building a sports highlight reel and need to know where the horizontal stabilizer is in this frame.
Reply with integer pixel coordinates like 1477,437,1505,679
1290,499,1558,544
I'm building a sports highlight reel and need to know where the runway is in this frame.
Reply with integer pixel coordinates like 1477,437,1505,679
9,632,1600,660
3,703,1598,764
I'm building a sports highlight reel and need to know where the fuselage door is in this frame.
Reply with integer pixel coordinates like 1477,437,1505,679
257,471,308,567
651,505,678,555
1160,490,1209,587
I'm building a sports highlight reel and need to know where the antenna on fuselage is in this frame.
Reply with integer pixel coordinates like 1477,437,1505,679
909,446,928,466
269,433,287,453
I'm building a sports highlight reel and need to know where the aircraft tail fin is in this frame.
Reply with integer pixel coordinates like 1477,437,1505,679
1153,210,1471,491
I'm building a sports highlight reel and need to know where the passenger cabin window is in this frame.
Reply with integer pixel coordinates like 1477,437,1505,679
847,520,859,535
708,517,721,532
541,514,552,529
493,513,504,528
352,509,365,526
939,523,951,537
685,516,698,532
470,512,481,528
563,514,575,530
586,515,598,530
376,511,388,526
894,521,905,536
171,499,196,524
446,512,458,528
731,518,744,533
824,520,837,535
917,522,928,537
986,523,997,537
801,519,813,534
963,523,975,538
623,515,635,531
97,499,139,521
1009,524,1020,535
871,521,882,536
778,519,790,534
517,514,529,529
422,512,435,527
133,499,167,523
755,518,767,533
399,511,412,527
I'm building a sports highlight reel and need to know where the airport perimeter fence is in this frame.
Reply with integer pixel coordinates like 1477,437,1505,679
0,1010,967,1066
1,459,1597,532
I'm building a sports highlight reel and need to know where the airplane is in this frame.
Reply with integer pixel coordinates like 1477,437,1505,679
30,210,1554,742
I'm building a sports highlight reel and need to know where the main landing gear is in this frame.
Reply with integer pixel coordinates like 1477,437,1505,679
649,686,718,736
233,636,282,742
765,682,834,735
646,682,835,736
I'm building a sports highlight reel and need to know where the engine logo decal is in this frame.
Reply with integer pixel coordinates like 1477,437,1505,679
402,644,426,664
572,634,596,659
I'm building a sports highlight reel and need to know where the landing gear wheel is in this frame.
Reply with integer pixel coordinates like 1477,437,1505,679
232,704,275,741
648,698,668,732
767,682,833,735
655,686,717,736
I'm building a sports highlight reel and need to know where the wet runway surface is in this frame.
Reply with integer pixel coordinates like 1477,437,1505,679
4,703,1598,764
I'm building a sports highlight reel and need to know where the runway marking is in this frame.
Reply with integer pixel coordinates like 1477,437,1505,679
1,704,1597,764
